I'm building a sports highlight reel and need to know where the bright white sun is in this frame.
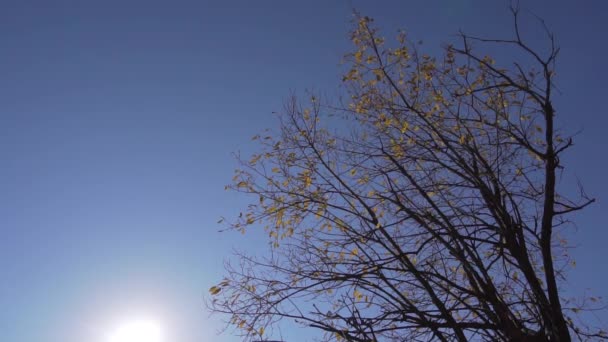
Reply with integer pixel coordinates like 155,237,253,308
106,319,163,342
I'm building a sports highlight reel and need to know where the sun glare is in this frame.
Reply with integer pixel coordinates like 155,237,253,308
106,319,162,342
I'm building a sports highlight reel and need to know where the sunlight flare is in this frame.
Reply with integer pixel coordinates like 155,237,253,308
106,319,163,342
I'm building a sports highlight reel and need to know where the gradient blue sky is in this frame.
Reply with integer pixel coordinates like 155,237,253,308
1,1,607,341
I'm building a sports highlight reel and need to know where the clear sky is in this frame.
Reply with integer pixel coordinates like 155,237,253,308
1,1,607,341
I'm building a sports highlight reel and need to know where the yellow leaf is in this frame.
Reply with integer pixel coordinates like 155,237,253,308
271,167,280,173
209,286,221,295
259,327,265,336
249,154,261,165
303,109,311,120
350,169,357,176
357,175,369,185
354,50,363,63
304,175,312,188
372,68,384,81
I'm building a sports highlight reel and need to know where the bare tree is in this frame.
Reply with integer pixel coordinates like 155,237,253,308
209,8,605,342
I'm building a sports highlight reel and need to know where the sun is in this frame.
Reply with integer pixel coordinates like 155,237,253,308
106,319,163,342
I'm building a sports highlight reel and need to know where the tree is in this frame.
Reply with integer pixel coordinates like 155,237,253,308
209,8,605,342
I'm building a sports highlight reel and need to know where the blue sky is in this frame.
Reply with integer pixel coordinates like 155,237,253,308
1,1,607,341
